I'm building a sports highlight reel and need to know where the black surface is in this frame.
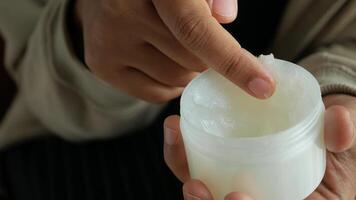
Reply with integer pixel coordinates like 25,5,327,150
0,100,182,200
223,0,289,55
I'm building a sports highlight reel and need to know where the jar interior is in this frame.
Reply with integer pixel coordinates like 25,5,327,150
181,55,322,138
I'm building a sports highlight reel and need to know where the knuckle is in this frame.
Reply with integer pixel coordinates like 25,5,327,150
84,53,110,78
218,51,243,78
174,13,211,51
185,57,207,72
175,73,196,86
166,73,194,87
100,0,129,19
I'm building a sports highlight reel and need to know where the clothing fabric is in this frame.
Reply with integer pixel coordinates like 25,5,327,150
273,0,356,96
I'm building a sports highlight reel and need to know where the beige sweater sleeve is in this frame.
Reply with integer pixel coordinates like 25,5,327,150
299,42,356,97
296,1,356,97
0,0,163,147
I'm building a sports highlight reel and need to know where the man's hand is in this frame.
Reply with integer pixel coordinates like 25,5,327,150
163,94,356,200
75,0,275,103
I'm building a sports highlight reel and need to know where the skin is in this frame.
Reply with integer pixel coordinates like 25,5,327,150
75,0,275,103
163,94,356,200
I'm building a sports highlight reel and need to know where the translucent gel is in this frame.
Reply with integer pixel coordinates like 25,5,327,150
182,55,319,138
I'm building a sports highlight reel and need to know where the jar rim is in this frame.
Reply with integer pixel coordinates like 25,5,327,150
180,99,324,163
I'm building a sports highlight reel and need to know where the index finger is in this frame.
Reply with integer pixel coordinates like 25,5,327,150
152,0,275,99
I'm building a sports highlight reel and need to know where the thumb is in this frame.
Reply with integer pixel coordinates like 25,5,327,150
324,105,355,153
163,115,190,182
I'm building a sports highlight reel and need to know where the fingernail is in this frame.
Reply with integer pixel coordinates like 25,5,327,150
164,126,178,145
248,78,274,99
184,192,201,200
213,0,237,17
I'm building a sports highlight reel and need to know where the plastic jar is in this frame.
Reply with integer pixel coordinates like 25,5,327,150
180,55,326,200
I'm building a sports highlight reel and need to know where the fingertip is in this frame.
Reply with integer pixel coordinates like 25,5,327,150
247,77,275,99
164,115,181,146
220,48,275,100
163,115,190,182
239,49,276,99
212,0,238,24
249,56,276,99
183,180,213,200
164,115,181,130
325,105,355,153
225,192,253,200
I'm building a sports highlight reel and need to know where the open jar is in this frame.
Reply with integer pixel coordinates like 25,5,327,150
180,55,326,200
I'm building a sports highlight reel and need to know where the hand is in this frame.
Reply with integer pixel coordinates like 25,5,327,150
75,0,275,103
163,94,356,200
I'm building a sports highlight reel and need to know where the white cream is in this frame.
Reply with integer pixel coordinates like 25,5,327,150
180,55,326,200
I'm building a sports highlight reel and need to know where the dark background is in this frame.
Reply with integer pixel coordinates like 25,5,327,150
0,35,16,122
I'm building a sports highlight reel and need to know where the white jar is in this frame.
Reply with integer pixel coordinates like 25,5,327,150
180,55,326,200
